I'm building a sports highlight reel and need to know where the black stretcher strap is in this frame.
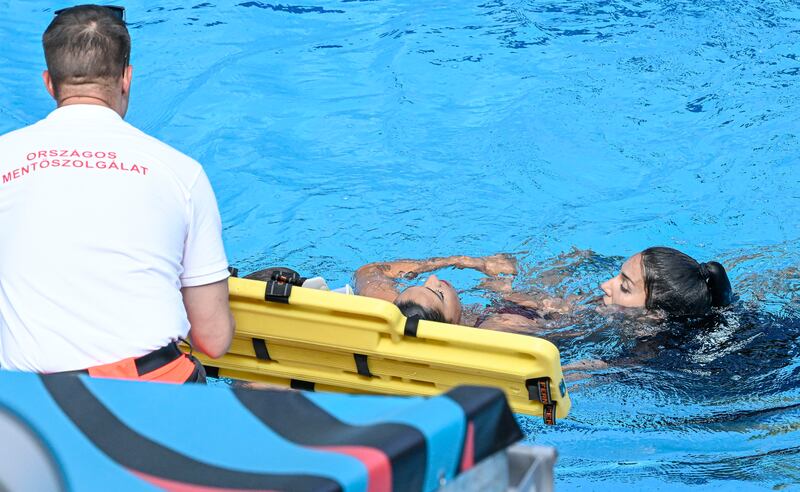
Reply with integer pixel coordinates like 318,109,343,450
290,379,315,391
404,316,420,337
353,354,373,377
228,266,239,278
265,280,292,303
252,338,272,361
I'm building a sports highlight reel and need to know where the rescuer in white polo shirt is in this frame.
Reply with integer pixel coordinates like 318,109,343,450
0,5,235,382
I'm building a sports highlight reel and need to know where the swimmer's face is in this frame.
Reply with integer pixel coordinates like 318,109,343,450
395,274,462,324
600,253,647,308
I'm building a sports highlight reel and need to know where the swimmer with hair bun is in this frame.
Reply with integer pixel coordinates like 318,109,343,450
601,246,733,316
476,246,735,334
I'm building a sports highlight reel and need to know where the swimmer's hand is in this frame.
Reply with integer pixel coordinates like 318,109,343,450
479,254,518,276
503,292,581,315
478,276,515,294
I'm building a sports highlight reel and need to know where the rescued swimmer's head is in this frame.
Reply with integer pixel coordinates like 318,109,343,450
601,246,733,317
394,274,461,324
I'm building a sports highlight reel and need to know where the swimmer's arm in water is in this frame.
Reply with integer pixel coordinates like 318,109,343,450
354,254,517,301
478,276,580,316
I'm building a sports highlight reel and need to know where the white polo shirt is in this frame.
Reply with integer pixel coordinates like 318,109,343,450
0,105,230,372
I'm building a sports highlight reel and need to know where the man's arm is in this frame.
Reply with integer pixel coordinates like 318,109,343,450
182,278,235,358
180,168,234,358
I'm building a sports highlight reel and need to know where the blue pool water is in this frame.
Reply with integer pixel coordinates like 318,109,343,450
2,0,799,489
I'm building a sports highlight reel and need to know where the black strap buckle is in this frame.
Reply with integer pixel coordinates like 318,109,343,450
263,268,305,303
526,377,553,405
526,377,557,424
265,280,292,303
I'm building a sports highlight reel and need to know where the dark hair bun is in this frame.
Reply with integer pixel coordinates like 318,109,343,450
702,261,733,307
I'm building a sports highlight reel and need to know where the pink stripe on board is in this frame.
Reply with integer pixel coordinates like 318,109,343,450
314,445,391,492
129,470,278,492
460,422,475,472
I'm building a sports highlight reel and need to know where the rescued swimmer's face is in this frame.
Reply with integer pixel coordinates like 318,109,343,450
395,274,462,324
600,253,647,308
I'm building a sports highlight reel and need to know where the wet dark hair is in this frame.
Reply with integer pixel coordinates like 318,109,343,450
43,5,130,94
395,300,448,323
640,247,733,316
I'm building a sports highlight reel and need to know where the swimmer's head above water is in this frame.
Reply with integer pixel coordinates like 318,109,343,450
394,274,462,324
601,246,733,317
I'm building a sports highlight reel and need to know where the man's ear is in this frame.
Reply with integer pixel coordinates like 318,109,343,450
121,65,133,95
42,70,57,100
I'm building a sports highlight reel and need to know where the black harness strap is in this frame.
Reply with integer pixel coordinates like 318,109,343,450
54,343,183,378
135,342,183,376
252,338,272,361
353,354,373,377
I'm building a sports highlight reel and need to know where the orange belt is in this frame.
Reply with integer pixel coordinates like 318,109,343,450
59,342,206,384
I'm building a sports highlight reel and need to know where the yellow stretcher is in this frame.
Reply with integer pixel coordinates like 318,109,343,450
186,276,571,424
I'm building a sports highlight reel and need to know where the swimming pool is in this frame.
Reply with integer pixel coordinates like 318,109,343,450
2,0,798,489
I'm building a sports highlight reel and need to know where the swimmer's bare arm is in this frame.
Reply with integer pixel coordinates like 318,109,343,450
354,254,517,301
354,257,472,302
479,269,580,317
479,277,580,316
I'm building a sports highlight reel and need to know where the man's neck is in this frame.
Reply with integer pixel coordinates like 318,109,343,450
58,95,111,107
52,77,129,117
